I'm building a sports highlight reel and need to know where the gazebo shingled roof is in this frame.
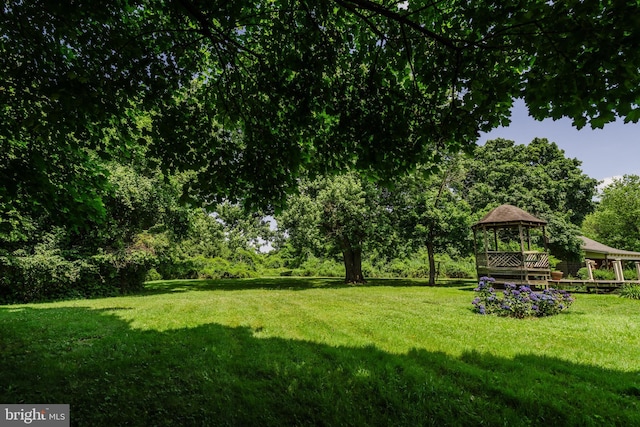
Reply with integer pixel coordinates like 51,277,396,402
472,204,547,229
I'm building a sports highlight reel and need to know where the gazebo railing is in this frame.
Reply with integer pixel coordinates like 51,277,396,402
477,251,549,269
524,251,549,268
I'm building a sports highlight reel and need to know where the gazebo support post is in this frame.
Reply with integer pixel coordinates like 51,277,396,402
483,226,489,268
493,228,498,252
613,260,624,282
473,228,479,277
586,259,595,281
518,224,526,282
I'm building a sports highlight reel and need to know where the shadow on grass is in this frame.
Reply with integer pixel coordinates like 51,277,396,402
1,306,638,426
140,277,478,296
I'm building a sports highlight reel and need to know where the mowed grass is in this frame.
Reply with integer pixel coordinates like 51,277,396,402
1,278,639,426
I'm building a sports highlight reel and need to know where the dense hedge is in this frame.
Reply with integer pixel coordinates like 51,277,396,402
153,253,477,282
0,250,152,304
1,248,478,304
155,256,257,280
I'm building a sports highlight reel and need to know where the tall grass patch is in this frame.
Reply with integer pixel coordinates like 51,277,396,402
620,283,640,299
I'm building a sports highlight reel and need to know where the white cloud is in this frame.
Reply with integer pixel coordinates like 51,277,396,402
597,175,623,192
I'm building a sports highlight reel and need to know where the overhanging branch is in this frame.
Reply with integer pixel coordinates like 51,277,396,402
334,0,461,51
174,0,262,59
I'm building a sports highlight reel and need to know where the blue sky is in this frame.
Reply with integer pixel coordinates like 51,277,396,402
479,99,640,186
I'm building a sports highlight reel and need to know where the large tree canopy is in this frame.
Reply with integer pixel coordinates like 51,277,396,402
459,138,598,261
3,0,640,235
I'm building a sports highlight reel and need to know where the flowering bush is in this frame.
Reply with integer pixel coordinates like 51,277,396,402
472,277,575,318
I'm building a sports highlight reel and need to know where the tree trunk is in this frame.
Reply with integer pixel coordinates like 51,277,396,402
343,247,365,284
427,235,436,286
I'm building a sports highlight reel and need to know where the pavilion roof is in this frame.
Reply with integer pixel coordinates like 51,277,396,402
472,204,547,229
580,236,640,260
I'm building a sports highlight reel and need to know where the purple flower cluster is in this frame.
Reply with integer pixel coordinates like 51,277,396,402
472,277,574,318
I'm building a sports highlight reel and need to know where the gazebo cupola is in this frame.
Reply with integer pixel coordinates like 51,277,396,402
472,204,550,285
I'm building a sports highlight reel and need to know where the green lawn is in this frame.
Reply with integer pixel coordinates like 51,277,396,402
1,278,639,426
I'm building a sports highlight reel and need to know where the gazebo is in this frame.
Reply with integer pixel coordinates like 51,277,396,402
472,204,550,285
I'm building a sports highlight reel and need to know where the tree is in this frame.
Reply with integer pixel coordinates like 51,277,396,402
583,175,640,252
168,208,226,260
213,202,274,253
459,138,598,261
278,173,384,283
3,0,640,236
389,162,472,285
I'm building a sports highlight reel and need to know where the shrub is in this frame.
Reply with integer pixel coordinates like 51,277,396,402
0,248,152,304
385,259,407,277
576,267,589,280
619,283,640,300
577,267,638,281
472,277,575,318
156,257,202,279
592,269,616,280
199,257,232,279
158,256,260,280
0,253,92,303
362,257,430,279
296,256,343,277
437,255,476,279
623,269,638,281
91,250,155,294
145,268,163,281
264,252,286,269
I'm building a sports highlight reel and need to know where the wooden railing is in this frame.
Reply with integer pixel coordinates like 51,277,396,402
524,252,549,269
477,251,549,269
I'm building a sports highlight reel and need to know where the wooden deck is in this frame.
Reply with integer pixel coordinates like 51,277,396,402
480,278,636,293
548,279,640,293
